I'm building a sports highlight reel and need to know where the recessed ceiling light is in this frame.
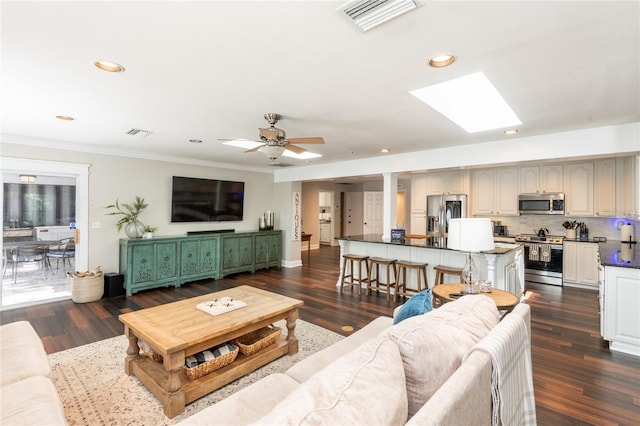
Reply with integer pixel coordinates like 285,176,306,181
381,148,390,153
55,115,75,121
409,72,522,133
94,60,125,73
428,54,456,68
504,129,519,135
189,139,203,144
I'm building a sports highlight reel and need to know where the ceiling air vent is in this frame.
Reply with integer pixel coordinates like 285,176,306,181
269,162,294,168
124,128,153,137
339,0,418,32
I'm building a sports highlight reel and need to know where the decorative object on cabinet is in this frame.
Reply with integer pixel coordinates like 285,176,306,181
142,225,157,239
105,196,148,239
447,218,495,294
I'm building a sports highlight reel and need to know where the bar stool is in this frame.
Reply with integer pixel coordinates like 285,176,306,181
395,261,429,302
367,257,397,300
340,254,369,295
433,265,464,285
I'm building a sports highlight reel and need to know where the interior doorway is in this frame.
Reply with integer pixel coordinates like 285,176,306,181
1,158,89,310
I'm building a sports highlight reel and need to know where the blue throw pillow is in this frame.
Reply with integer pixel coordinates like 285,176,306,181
393,289,433,324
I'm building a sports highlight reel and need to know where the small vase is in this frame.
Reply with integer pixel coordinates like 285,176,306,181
124,220,145,239
142,232,154,239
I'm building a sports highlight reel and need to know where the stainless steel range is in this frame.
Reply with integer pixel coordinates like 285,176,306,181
515,233,564,286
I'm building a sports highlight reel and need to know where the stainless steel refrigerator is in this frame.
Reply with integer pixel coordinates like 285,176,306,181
426,194,468,238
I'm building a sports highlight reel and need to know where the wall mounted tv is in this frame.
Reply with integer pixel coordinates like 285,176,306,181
171,176,245,223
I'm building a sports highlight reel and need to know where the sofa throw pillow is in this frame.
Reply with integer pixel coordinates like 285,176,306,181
386,295,499,417
393,289,433,324
252,336,408,426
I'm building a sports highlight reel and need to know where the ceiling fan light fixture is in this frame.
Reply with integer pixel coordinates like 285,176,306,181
428,54,456,68
260,145,286,160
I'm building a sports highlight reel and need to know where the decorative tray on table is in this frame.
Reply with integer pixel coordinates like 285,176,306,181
196,297,246,316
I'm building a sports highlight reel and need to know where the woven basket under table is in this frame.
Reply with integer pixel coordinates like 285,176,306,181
232,325,282,356
182,345,239,380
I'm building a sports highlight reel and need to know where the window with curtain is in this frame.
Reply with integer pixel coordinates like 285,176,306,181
3,183,76,228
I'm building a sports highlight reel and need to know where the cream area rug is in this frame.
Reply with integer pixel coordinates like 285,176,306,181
48,319,343,425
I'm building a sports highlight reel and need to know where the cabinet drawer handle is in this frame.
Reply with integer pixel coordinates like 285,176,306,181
164,256,169,262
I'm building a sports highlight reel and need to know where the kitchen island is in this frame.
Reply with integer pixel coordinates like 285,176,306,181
598,240,639,356
336,234,524,297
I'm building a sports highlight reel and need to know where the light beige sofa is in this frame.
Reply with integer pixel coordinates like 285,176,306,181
179,296,533,426
0,321,67,425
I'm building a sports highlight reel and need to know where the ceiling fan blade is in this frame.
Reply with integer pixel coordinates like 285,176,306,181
284,144,307,154
245,143,266,153
286,137,325,144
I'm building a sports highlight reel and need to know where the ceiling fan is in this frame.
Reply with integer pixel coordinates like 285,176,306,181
220,113,324,161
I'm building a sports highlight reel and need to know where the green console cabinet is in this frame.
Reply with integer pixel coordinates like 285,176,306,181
254,231,281,270
179,237,219,284
119,230,281,296
221,234,254,277
120,238,179,296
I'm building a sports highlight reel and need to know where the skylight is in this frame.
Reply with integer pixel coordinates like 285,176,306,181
282,150,322,160
221,139,264,150
410,72,521,133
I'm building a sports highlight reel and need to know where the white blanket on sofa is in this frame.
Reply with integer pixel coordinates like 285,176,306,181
466,311,537,426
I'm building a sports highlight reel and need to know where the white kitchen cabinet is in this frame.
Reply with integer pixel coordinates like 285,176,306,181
471,167,518,216
616,155,639,219
564,162,594,216
446,170,470,194
319,223,331,244
410,213,426,235
594,159,616,217
563,241,599,287
426,170,469,195
602,266,640,356
519,164,564,194
319,191,333,208
410,174,427,214
471,169,494,215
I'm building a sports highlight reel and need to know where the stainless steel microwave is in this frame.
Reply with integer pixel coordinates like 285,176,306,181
518,193,565,215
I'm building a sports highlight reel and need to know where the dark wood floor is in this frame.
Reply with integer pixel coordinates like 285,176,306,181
2,245,639,425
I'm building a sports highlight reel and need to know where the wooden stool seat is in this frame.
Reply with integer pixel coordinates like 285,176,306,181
340,254,369,295
433,265,464,285
367,257,397,300
395,261,429,302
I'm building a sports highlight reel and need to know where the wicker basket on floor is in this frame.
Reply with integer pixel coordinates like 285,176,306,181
232,325,282,356
182,344,239,380
70,275,104,303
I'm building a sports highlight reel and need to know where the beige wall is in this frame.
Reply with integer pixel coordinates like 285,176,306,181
2,143,277,273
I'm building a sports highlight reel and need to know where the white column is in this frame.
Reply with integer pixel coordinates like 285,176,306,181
275,181,302,268
382,172,398,241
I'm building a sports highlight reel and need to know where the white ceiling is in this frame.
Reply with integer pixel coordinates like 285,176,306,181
2,1,639,172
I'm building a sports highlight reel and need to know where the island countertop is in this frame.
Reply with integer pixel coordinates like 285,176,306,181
335,234,521,255
598,240,639,269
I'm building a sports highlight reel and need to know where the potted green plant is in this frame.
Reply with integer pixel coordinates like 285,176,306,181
105,196,148,239
142,225,157,239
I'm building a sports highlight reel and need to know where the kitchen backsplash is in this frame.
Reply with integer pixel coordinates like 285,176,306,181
485,216,639,242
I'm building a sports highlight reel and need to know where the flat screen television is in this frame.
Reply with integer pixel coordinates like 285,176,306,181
171,176,244,222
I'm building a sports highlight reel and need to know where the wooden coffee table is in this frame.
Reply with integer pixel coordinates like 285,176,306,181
119,285,304,418
432,283,520,313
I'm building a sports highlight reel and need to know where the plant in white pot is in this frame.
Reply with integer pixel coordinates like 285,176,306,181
142,225,157,239
105,196,148,239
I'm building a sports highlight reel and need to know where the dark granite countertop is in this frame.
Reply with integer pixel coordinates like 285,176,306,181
598,240,639,269
336,234,521,254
